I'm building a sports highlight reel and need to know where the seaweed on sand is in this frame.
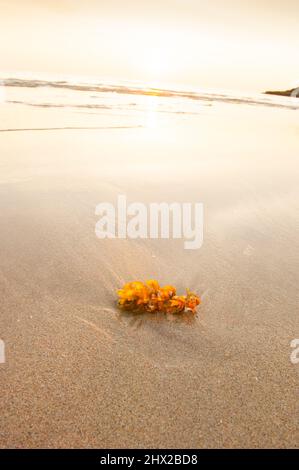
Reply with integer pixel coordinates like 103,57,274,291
117,280,200,315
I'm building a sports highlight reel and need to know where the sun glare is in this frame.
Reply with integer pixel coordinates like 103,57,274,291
142,50,170,79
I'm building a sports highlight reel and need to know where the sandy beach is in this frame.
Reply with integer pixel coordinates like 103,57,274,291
0,83,298,448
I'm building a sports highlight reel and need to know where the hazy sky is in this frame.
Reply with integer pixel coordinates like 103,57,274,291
0,0,298,91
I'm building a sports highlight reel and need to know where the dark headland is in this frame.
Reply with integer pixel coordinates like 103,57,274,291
264,87,298,97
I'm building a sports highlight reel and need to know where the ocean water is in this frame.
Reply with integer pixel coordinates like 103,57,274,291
1,74,299,240
1,75,299,133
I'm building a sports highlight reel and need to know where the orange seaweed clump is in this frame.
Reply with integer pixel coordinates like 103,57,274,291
117,280,200,314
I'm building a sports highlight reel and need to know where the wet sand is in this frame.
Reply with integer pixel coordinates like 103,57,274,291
0,100,298,448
